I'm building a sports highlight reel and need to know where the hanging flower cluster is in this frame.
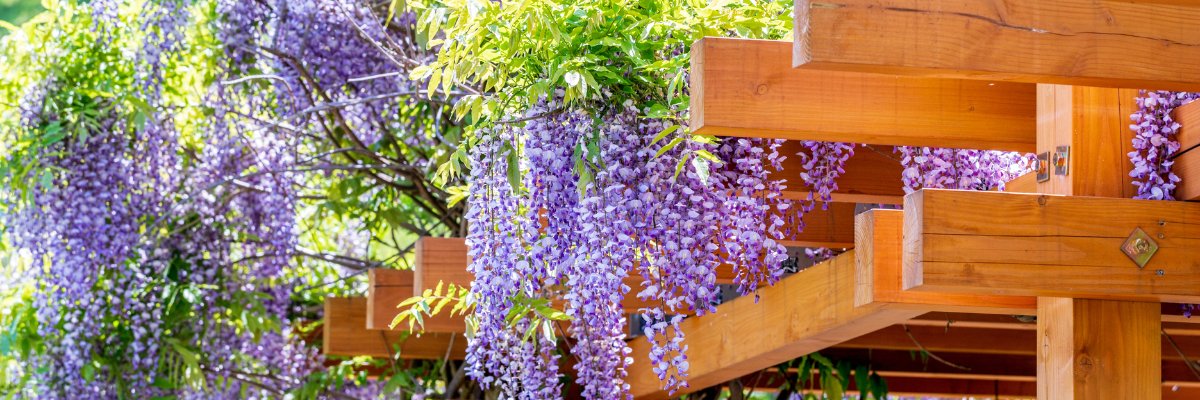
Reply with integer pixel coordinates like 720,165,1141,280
896,147,1035,193
463,100,798,399
1129,91,1200,200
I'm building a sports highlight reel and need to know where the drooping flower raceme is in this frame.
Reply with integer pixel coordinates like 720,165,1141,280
462,100,797,399
1129,91,1200,200
896,147,1035,193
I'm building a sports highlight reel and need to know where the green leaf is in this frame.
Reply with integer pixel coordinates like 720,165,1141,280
644,103,670,119
533,305,572,321
836,360,852,388
691,156,710,185
387,0,405,25
650,125,679,146
82,362,95,382
654,137,684,159
854,365,869,400
506,145,521,193
389,312,411,330
821,370,844,400
397,295,424,308
869,373,888,400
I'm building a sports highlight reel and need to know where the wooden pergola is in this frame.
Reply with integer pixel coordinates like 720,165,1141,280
323,1,1200,399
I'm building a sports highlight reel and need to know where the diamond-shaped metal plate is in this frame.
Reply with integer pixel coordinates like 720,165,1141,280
1121,227,1158,268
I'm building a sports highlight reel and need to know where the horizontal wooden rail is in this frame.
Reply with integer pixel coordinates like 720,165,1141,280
793,0,1200,91
324,297,466,359
839,323,1200,363
855,209,1036,314
903,189,1200,303
691,37,1036,152
626,250,923,400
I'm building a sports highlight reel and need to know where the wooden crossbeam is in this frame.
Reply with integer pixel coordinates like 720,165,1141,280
903,189,1200,303
691,37,1036,152
854,208,1036,314
793,0,1200,91
323,297,466,359
777,142,905,205
625,250,923,400
1170,100,1200,200
839,323,1200,363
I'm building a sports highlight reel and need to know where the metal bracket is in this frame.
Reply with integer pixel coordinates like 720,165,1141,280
1121,227,1158,268
1036,152,1050,182
1053,146,1070,176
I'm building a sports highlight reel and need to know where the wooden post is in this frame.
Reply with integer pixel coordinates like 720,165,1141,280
1034,84,1160,400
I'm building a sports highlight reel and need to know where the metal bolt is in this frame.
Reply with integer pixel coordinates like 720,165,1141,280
1158,270,1165,276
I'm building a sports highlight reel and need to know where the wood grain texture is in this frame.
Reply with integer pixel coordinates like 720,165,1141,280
794,0,1200,91
1171,100,1200,200
691,37,1036,152
1037,298,1161,400
414,237,473,295
366,269,413,330
780,201,856,248
855,209,1036,314
1174,99,1200,156
903,189,1200,303
323,297,466,359
626,250,923,400
1036,84,1138,198
778,141,905,205
1003,172,1037,194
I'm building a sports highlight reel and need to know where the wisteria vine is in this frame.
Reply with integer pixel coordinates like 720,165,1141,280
1129,91,1200,200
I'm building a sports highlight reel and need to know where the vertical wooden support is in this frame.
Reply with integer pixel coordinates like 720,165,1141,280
1034,84,1160,400
1038,299,1160,399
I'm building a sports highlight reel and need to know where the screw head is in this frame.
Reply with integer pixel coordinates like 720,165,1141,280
1159,233,1166,239
1158,270,1165,276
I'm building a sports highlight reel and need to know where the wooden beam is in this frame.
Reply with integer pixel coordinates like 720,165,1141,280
1173,99,1200,157
691,37,1036,152
366,269,412,330
854,208,1036,314
1003,171,1037,194
1169,100,1200,200
1036,85,1139,197
323,297,466,359
779,202,855,248
414,237,473,295
840,324,1200,363
793,0,1200,91
626,250,924,400
1038,298,1160,399
903,189,1200,303
777,142,905,205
